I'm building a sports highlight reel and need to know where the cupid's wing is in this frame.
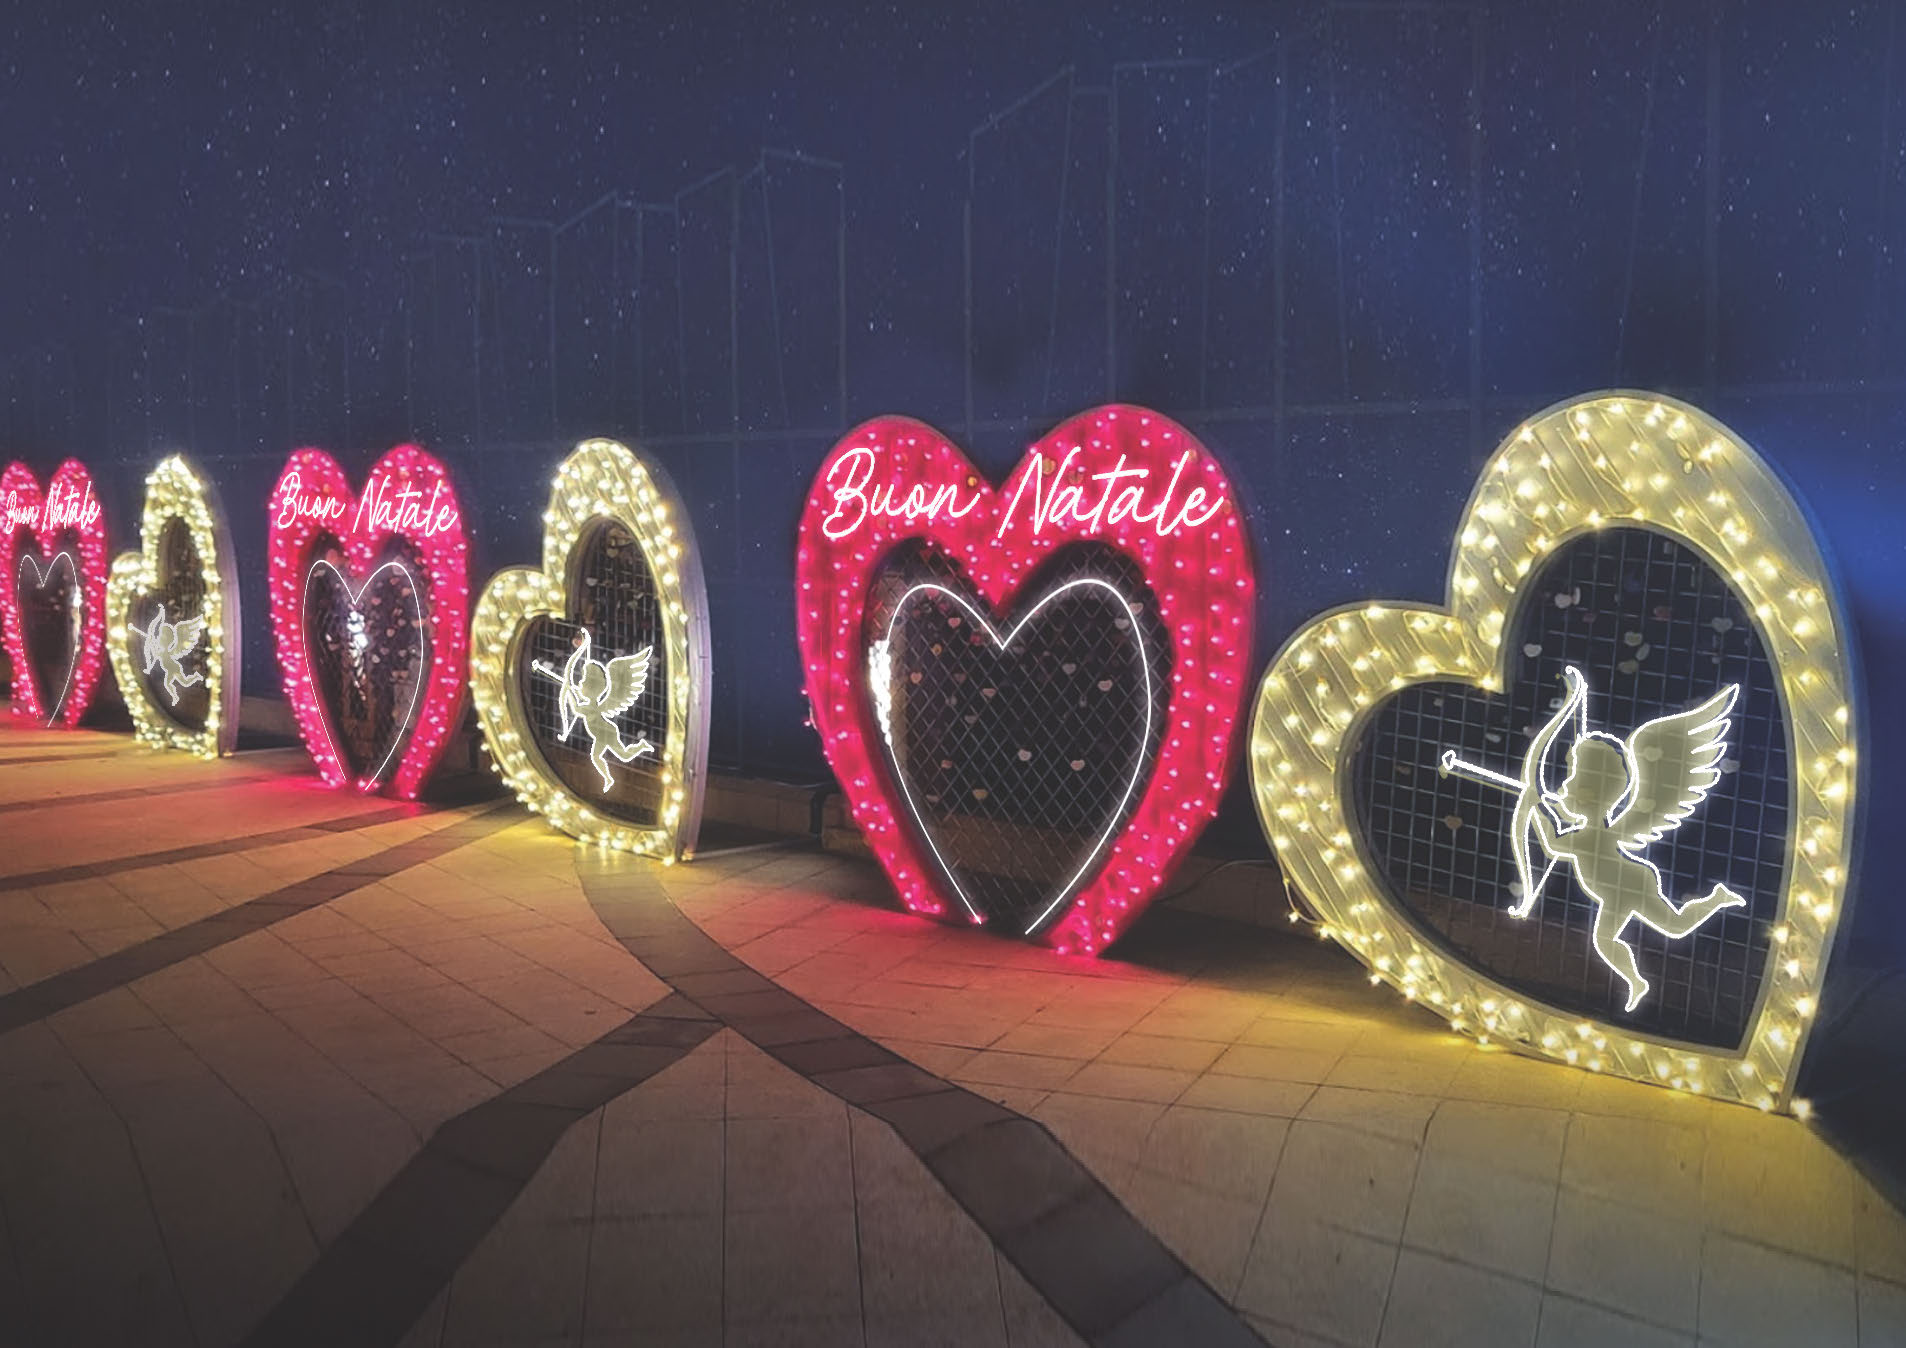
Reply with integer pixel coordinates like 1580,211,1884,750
1611,683,1739,848
170,616,206,658
598,646,652,718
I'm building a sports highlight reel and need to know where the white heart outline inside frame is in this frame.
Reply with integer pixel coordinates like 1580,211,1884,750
17,550,81,726
868,575,1155,934
302,556,430,792
1248,391,1859,1111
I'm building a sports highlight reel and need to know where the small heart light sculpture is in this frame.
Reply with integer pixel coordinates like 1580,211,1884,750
105,455,240,756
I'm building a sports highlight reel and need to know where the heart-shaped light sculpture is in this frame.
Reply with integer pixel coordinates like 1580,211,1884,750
105,455,239,756
1249,393,1857,1110
470,438,710,858
265,445,470,799
797,405,1255,955
1,459,109,728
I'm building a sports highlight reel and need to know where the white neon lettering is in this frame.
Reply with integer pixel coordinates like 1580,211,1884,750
40,481,101,532
997,447,1224,540
821,445,983,541
1,489,36,533
276,470,348,530
353,474,461,539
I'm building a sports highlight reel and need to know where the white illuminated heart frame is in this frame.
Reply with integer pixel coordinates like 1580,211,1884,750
1249,392,1859,1111
105,455,241,756
470,439,711,860
868,576,1155,933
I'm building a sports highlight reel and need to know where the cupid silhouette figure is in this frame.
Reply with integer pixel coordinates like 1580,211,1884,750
532,628,655,791
134,603,207,707
1440,666,1745,1012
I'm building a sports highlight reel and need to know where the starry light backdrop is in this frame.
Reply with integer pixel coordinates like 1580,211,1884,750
2,2,1903,979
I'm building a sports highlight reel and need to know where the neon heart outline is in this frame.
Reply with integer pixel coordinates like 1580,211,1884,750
869,576,1155,933
470,438,711,860
16,552,80,725
1247,391,1859,1110
105,455,241,757
797,405,1256,956
302,557,428,790
0,459,109,730
266,445,470,799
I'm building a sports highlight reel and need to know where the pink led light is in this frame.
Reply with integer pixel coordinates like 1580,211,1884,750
794,406,1258,956
0,459,110,728
265,446,470,799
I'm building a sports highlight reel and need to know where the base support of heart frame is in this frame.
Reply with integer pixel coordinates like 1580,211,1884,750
470,439,711,860
106,455,240,757
1250,392,1858,1111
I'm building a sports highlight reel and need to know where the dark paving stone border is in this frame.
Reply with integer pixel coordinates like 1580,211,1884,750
239,993,720,1348
574,850,1268,1348
0,768,287,816
0,802,430,893
0,805,516,1034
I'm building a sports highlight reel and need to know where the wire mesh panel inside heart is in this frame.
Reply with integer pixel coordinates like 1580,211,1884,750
127,516,212,731
866,542,1170,933
516,519,671,825
1351,527,1787,1046
303,539,429,786
15,540,80,721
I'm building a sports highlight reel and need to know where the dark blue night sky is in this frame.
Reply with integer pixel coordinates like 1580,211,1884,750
3,2,1903,981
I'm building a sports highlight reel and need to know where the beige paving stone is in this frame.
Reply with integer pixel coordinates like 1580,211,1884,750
585,1212,725,1336
1137,1104,1287,1203
1545,1187,1700,1332
1700,1115,1858,1267
1210,1041,1342,1083
1096,1030,1228,1072
1534,1293,1693,1347
1237,1203,1399,1348
727,1114,856,1212
1857,1176,1906,1284
1859,1275,1906,1347
955,1048,1087,1092
1698,1232,1858,1347
1403,1150,1558,1283
1176,1071,1317,1118
596,1116,724,1218
1299,1085,1441,1145
1377,1247,1541,1348
1270,1120,1421,1242
1326,1050,1470,1097
1558,1112,1704,1216
724,1203,862,1326
1061,1059,1197,1103
1031,1090,1168,1167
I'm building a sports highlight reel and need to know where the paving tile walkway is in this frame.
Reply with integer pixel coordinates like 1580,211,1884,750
0,726,1902,1347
